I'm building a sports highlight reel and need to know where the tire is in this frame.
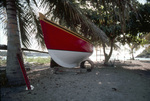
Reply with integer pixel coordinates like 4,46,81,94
80,60,94,72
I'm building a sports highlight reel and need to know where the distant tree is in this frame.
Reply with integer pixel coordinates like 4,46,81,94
77,0,139,64
125,3,150,59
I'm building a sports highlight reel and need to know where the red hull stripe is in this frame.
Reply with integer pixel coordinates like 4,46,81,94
40,19,93,53
44,19,91,43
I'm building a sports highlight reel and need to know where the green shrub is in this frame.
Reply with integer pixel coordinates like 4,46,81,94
0,59,6,66
24,57,50,65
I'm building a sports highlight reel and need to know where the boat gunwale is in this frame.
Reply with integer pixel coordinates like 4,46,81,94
39,13,92,44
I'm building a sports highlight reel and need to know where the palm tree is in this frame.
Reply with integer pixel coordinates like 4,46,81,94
5,0,25,85
0,0,45,85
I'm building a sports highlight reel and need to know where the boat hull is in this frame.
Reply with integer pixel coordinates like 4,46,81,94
48,49,92,68
39,13,93,67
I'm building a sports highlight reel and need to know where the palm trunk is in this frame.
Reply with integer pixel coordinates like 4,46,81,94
6,0,25,85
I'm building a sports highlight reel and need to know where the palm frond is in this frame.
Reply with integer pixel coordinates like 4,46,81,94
33,12,46,49
0,1,7,35
16,1,31,48
26,0,46,49
15,0,46,49
40,0,109,45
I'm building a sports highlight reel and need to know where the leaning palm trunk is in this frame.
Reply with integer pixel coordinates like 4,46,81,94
6,0,25,85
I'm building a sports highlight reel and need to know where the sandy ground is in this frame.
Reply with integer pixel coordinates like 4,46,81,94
1,60,150,101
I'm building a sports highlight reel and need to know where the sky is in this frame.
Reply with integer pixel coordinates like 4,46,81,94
139,0,147,4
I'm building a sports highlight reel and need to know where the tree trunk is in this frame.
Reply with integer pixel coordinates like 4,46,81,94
131,48,135,60
102,39,114,65
6,0,25,85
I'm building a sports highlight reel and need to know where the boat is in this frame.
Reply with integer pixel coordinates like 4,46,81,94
39,13,93,68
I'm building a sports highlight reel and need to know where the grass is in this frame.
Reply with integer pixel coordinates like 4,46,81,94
24,57,51,65
0,57,51,66
0,59,6,66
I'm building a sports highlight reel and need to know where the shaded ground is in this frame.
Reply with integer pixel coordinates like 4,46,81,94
1,60,150,101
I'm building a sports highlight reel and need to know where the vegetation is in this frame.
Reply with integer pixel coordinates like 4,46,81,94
80,2,150,61
0,59,6,66
0,57,50,66
77,0,139,63
0,51,7,66
24,57,50,65
137,47,150,58
125,3,150,59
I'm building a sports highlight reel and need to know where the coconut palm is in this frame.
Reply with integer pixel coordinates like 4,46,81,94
0,0,26,85
0,0,45,85
6,0,26,85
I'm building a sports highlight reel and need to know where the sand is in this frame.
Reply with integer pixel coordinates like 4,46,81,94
1,60,150,101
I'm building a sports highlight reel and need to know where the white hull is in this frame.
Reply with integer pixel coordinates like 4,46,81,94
48,49,92,68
